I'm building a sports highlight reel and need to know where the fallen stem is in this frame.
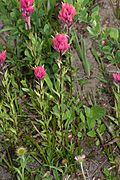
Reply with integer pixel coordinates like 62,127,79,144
80,162,86,180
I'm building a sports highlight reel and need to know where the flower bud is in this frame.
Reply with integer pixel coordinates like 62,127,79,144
34,66,46,80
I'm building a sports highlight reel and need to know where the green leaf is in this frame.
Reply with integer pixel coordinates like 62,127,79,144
49,166,63,174
91,105,106,120
87,130,96,137
24,49,31,58
109,28,119,41
78,132,83,138
98,124,106,134
79,79,88,87
52,105,60,118
9,128,17,135
21,80,28,88
53,170,60,180
0,27,15,33
44,74,53,92
85,106,96,129
96,139,100,146
73,31,91,76
22,88,29,92
85,105,106,130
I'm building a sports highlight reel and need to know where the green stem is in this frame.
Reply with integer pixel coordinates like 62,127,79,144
39,80,43,111
6,148,13,167
40,80,42,100
59,61,62,127
59,54,63,144
67,26,73,96
39,81,50,145
21,156,25,180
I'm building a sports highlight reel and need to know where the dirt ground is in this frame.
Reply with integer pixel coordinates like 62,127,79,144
0,0,120,179
74,0,120,96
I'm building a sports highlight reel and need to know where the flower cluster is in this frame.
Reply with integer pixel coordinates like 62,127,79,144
58,3,76,27
34,66,46,80
113,73,120,82
34,3,76,80
52,33,70,55
0,50,6,65
20,0,35,29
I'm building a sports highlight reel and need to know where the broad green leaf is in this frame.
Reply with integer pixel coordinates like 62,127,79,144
109,28,119,41
91,105,106,120
85,105,106,130
87,130,96,137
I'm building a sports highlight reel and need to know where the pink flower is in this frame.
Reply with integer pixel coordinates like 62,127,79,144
26,6,34,14
20,0,34,8
20,0,35,29
34,66,46,80
113,73,120,82
0,51,6,65
58,3,76,26
52,33,70,55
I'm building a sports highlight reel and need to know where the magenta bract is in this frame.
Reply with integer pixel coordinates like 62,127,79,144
34,66,46,80
58,3,76,26
20,0,34,29
52,33,70,55
0,51,6,65
113,73,120,82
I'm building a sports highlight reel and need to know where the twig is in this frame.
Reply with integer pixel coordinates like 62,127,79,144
86,168,91,180
80,162,87,180
91,158,108,178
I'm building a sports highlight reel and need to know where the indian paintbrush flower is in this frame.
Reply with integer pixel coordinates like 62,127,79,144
52,33,70,55
34,66,46,80
113,73,120,82
0,50,6,65
58,3,76,27
20,0,35,29
52,33,69,142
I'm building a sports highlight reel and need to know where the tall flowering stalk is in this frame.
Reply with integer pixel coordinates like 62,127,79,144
20,0,35,30
34,66,51,145
52,34,70,138
58,3,76,96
